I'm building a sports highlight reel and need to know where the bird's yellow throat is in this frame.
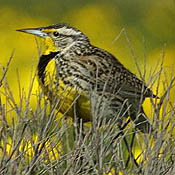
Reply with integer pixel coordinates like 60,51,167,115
41,36,59,55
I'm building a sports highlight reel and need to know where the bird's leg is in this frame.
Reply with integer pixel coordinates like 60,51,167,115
112,119,139,168
113,118,131,140
73,97,84,142
73,96,85,173
124,131,139,168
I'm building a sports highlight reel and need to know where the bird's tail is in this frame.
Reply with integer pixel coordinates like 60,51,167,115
130,107,153,133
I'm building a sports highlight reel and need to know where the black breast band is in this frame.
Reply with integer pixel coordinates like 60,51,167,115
37,51,60,84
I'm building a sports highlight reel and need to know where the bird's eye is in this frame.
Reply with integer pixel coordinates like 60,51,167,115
53,31,59,37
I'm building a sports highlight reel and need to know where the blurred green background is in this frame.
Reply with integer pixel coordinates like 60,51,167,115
0,0,175,117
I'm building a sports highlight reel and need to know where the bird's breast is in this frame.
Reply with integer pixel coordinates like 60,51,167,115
38,57,92,121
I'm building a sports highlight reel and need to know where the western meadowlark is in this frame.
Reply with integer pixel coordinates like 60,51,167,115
17,23,157,133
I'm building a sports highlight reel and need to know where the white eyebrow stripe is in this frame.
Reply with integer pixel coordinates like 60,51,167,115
57,27,81,36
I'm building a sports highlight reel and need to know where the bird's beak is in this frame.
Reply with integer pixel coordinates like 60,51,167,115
16,28,48,38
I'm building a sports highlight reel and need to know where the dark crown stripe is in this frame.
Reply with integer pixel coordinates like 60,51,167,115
38,51,60,84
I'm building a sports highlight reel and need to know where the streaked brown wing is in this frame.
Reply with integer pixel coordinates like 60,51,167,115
70,54,156,99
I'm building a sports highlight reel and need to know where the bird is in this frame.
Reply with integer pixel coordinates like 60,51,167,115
17,23,157,133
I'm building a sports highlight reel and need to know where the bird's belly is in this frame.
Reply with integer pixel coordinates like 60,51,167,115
56,82,92,122
41,59,92,122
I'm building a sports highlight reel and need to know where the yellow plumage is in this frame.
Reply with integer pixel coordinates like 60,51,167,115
42,57,91,121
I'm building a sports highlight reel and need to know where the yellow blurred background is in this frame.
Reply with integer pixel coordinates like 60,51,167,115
0,0,175,120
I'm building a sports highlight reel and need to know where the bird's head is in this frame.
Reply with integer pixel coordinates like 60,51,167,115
17,23,90,54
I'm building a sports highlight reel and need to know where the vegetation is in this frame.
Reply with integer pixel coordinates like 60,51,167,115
0,43,174,174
